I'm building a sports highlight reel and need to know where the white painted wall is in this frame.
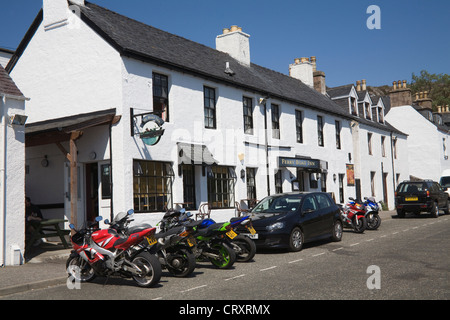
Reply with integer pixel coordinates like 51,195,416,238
1,97,26,266
386,106,449,182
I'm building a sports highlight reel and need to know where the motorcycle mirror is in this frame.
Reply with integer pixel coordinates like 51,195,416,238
95,216,103,222
104,219,110,225
180,208,186,214
127,209,134,216
187,212,193,218
69,224,75,230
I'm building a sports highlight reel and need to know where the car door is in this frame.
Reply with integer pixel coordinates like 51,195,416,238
314,193,334,236
299,195,321,240
435,182,447,208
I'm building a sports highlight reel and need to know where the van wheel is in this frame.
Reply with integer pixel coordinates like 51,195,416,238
431,202,439,218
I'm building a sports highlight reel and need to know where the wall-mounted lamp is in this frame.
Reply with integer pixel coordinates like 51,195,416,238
41,155,49,168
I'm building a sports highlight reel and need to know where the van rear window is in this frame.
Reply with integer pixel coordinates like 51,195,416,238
440,177,450,188
397,183,426,193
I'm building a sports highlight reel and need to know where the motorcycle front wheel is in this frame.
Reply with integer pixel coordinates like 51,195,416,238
66,254,96,283
131,252,162,288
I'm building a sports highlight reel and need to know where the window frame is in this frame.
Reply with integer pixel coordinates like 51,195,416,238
152,72,170,122
243,96,254,135
204,86,217,129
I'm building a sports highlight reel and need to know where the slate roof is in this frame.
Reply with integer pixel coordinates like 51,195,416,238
76,1,354,119
0,64,24,98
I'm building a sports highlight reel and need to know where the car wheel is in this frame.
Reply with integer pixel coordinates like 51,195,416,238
431,201,439,218
289,227,303,252
331,220,343,242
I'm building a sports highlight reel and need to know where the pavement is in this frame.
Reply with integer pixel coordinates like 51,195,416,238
0,210,398,298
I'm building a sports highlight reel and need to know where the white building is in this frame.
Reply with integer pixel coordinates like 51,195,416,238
385,81,450,181
5,0,410,249
0,48,14,69
0,65,27,266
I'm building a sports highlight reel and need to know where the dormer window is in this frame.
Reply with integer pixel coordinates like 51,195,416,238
365,103,371,120
350,97,357,115
378,107,384,124
426,110,433,121
371,107,378,122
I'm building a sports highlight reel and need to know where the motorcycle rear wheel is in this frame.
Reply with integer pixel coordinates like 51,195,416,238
353,216,367,233
208,242,236,269
367,213,381,230
166,248,196,277
131,252,162,288
66,255,96,283
232,235,256,262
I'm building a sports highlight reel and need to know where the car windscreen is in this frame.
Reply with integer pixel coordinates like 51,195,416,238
252,195,302,214
440,177,450,188
397,182,426,193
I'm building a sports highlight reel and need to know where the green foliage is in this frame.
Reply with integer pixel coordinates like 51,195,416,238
411,70,450,111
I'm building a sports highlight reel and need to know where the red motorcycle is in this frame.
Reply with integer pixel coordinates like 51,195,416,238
339,198,367,233
66,210,162,288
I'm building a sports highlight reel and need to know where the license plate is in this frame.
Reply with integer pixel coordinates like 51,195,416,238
147,236,157,246
405,197,418,201
247,226,256,235
242,233,259,240
226,230,238,239
186,235,196,247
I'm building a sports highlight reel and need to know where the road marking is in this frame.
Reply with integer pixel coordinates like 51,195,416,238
260,266,277,272
180,285,207,293
403,229,410,232
332,247,344,252
152,297,163,300
350,243,360,247
392,232,399,235
380,235,387,238
413,226,419,229
366,238,374,242
225,274,246,281
312,252,326,257
289,258,304,264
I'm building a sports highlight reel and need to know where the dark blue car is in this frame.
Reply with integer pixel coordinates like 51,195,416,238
249,192,343,251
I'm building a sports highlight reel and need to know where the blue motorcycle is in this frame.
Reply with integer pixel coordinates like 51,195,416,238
363,197,382,230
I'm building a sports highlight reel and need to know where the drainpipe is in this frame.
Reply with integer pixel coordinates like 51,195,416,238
0,96,7,266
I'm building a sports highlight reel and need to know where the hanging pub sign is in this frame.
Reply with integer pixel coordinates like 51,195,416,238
139,114,165,146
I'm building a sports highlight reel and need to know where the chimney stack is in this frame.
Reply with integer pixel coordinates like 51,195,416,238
414,90,433,110
289,57,314,88
389,79,412,107
362,79,367,91
216,25,251,66
310,56,326,95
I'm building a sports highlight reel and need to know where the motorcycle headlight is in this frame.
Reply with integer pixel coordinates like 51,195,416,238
266,222,285,232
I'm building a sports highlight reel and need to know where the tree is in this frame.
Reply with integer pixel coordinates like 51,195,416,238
410,70,450,111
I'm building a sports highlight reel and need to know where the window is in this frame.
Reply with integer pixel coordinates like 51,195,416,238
101,164,112,200
271,104,280,139
275,170,283,194
365,103,371,120
381,136,386,157
378,107,384,123
393,139,398,159
339,174,345,203
207,166,235,209
152,73,169,122
295,110,303,143
301,195,318,212
370,171,376,197
246,168,257,200
315,193,332,209
133,160,174,212
182,165,196,210
350,97,357,115
372,107,377,122
368,133,373,155
317,115,324,147
204,86,216,129
335,120,341,149
243,97,254,134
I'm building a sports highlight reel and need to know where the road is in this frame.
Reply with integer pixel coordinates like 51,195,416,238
4,212,450,302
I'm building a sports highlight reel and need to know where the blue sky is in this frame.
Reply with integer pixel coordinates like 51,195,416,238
1,0,449,87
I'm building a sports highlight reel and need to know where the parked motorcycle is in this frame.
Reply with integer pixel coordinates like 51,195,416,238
363,197,382,230
66,210,162,288
339,198,367,233
158,208,236,269
219,215,257,262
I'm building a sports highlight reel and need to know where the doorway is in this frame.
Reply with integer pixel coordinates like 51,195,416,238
85,163,99,223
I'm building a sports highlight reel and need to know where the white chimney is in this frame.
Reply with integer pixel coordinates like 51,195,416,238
43,0,85,31
216,26,251,67
289,57,314,88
